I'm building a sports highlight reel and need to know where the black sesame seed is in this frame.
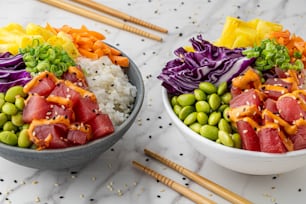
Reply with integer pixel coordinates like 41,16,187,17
157,195,161,198
59,196,64,199
145,158,150,162
179,153,183,156
298,188,302,192
70,171,78,175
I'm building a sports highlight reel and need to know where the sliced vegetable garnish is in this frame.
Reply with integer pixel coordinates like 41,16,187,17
19,42,75,77
242,39,303,71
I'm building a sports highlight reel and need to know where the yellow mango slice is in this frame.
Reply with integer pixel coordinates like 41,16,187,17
214,16,283,49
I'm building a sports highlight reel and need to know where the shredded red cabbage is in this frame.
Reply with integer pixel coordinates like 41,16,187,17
0,52,32,92
158,35,255,95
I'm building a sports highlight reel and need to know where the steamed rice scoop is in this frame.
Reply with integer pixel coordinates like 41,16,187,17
77,56,137,126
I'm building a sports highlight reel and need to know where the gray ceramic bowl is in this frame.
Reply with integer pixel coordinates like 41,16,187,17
0,50,144,170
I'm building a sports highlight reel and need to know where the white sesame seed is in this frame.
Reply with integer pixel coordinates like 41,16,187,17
35,196,40,203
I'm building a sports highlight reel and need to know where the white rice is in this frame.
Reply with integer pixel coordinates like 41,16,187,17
76,56,137,126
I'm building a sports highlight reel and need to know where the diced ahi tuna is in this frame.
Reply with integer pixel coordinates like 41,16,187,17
67,123,92,145
26,77,56,96
236,119,260,151
50,81,81,106
23,95,50,123
257,126,287,153
230,89,262,108
61,66,88,89
290,123,306,150
73,96,99,123
276,95,306,123
87,113,114,139
46,103,75,121
31,123,69,149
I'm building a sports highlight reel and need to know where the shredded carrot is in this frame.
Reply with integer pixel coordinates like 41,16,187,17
45,24,129,67
270,30,306,67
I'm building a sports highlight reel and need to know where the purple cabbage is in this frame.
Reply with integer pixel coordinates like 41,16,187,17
0,52,32,92
157,35,255,95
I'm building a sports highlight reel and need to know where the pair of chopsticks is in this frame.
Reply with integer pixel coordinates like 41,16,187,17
132,149,253,204
39,0,167,41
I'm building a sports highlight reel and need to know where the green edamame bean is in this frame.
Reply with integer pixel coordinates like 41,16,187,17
173,104,182,115
199,82,217,94
179,106,195,120
15,96,25,110
218,104,228,113
217,81,227,95
2,102,18,115
218,118,232,133
4,86,26,103
197,112,208,125
194,89,206,101
18,129,32,148
0,93,4,99
184,112,197,125
223,107,231,122
216,138,222,144
0,131,18,146
208,111,221,126
21,123,30,130
177,93,196,106
189,123,202,133
11,113,24,127
171,96,178,106
0,98,5,109
208,93,221,110
200,125,219,141
3,121,18,132
0,113,8,127
218,130,234,147
221,92,232,104
195,101,210,113
232,133,242,149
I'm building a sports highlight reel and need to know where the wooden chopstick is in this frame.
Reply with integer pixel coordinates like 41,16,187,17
132,161,216,204
134,149,253,204
39,0,163,41
71,0,168,33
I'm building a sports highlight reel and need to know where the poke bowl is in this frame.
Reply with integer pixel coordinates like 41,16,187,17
0,23,144,169
159,17,306,175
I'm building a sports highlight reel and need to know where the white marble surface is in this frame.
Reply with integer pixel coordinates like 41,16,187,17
0,0,306,203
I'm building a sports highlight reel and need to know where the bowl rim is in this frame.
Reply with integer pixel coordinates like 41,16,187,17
0,49,145,155
162,87,306,158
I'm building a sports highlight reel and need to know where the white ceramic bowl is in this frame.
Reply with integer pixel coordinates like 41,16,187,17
162,87,306,175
